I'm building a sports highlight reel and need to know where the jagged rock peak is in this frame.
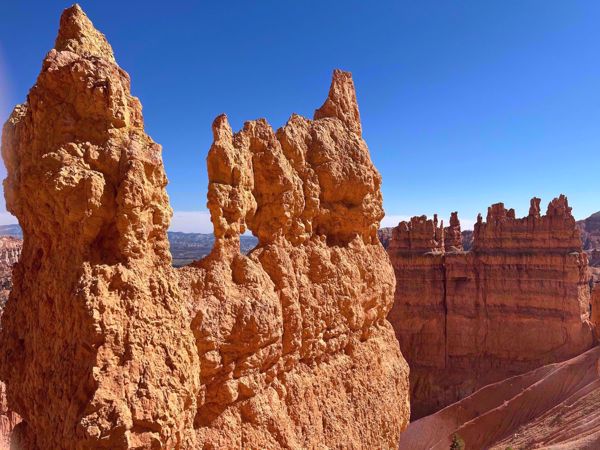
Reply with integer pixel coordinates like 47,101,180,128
0,4,198,447
529,197,541,218
390,215,445,253
486,203,516,221
547,194,573,218
314,69,362,135
444,211,463,251
55,4,115,63
449,211,460,227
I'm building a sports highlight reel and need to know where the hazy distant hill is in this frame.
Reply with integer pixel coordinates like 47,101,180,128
577,211,600,251
168,232,258,267
0,225,22,238
0,224,258,267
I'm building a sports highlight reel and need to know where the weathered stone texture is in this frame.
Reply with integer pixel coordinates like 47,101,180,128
0,6,408,449
180,67,409,448
388,197,594,419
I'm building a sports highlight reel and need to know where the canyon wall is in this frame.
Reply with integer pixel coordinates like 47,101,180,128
388,197,594,419
0,237,22,449
0,237,21,308
0,5,408,449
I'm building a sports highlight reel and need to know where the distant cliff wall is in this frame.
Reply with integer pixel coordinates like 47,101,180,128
388,196,594,419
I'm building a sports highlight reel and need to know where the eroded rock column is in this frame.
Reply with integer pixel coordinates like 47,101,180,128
0,6,199,448
178,69,410,448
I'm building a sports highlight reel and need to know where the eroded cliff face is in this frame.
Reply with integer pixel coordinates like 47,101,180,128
0,5,200,448
178,68,409,448
0,237,21,309
0,237,22,449
0,5,409,449
388,197,594,419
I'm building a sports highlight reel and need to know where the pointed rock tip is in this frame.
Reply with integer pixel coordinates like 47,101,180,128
314,69,362,135
212,114,233,141
55,4,116,63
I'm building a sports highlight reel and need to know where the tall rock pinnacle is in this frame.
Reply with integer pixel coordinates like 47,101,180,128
0,6,199,448
55,4,116,63
182,67,409,447
314,69,362,135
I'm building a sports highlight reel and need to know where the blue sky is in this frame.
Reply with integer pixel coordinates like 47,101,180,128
1,1,599,232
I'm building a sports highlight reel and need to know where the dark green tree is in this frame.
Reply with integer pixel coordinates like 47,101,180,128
450,433,465,450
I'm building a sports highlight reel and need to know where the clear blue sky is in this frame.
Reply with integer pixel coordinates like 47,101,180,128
1,1,598,231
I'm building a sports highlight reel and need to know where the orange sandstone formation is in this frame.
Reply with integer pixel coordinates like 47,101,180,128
0,383,18,450
179,67,409,448
0,5,409,449
0,5,200,448
388,197,594,419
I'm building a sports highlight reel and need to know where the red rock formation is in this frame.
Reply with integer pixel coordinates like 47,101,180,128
400,346,600,450
473,196,582,252
0,237,21,308
377,227,393,249
0,383,19,450
444,212,462,252
178,68,409,448
0,5,200,447
388,196,594,419
0,6,409,449
388,214,444,254
578,211,600,252
0,237,22,448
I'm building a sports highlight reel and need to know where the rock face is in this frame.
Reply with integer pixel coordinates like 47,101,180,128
578,211,600,252
0,383,19,450
1,5,201,448
0,238,22,449
178,67,409,448
578,211,600,269
443,212,462,252
388,197,594,419
0,237,21,309
0,5,409,449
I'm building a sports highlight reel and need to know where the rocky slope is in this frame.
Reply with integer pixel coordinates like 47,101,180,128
0,238,22,449
400,345,600,449
0,237,21,309
0,5,408,448
578,211,600,251
387,197,595,419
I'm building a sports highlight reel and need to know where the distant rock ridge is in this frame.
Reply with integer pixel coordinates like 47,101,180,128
0,5,408,449
387,196,595,419
474,195,582,253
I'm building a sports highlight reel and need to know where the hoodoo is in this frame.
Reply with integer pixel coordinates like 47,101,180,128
0,5,200,448
179,67,409,448
388,197,594,419
0,5,409,448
